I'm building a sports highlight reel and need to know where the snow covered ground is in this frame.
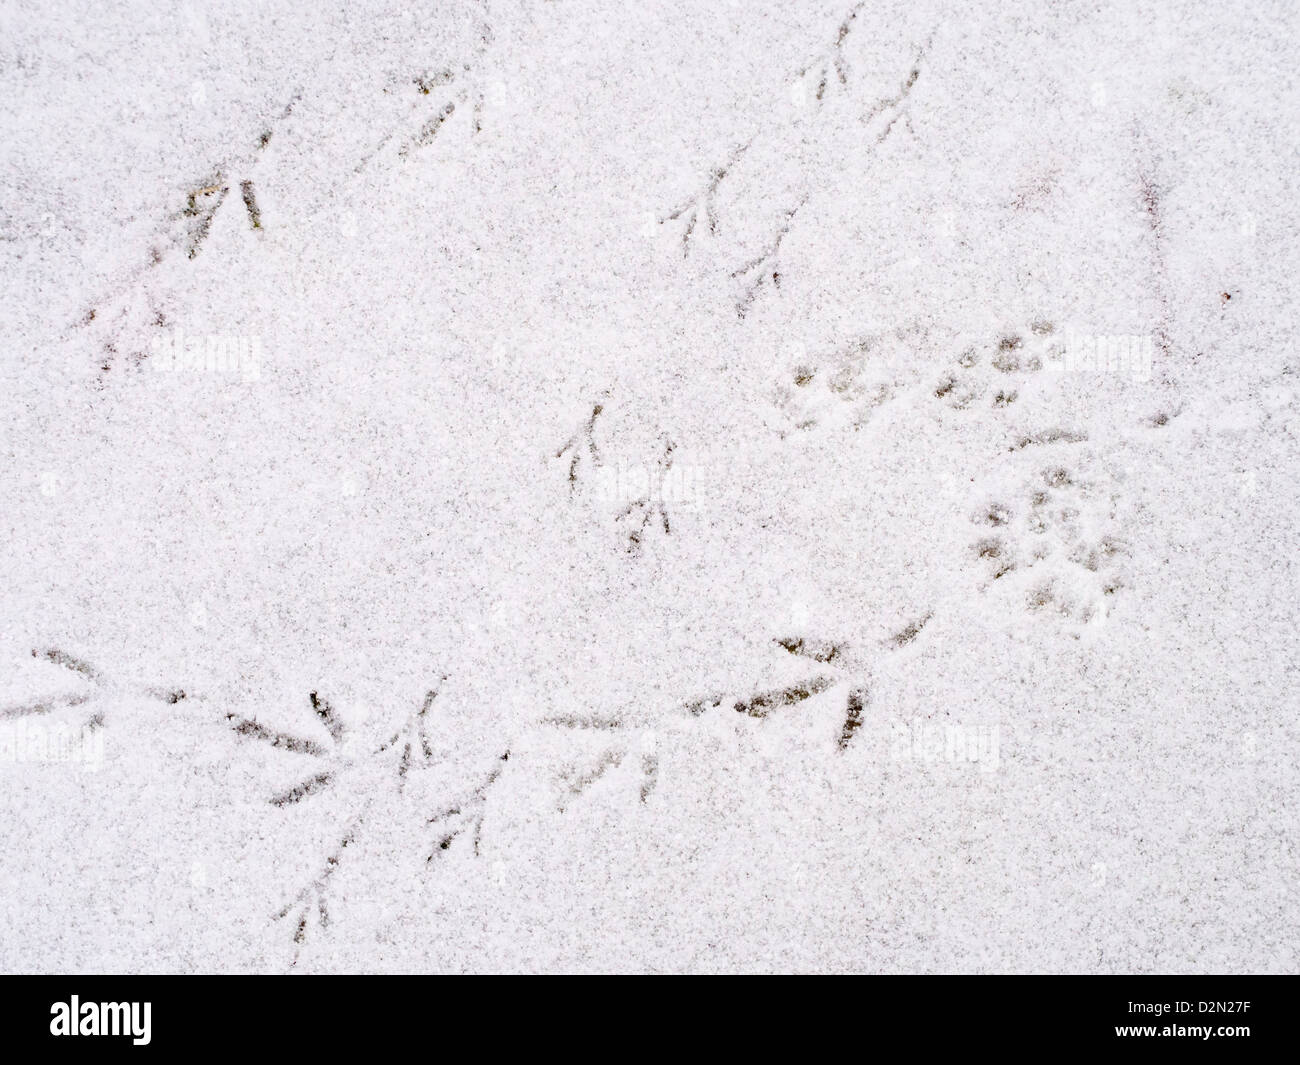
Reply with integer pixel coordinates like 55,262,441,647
1,0,1297,972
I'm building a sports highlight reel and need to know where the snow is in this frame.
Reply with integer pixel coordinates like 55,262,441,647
1,0,1297,972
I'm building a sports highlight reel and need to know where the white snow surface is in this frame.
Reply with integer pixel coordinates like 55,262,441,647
1,0,1298,972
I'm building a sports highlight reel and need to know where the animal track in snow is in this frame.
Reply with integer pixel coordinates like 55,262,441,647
683,674,871,754
540,717,658,811
615,437,677,555
540,626,934,809
686,674,839,719
766,319,1071,437
554,748,629,811
239,180,262,230
762,314,1130,635
661,141,751,256
227,691,359,809
773,635,847,665
74,96,297,378
861,49,926,142
398,100,458,157
555,401,604,490
969,450,1128,631
553,410,679,558
930,327,1049,413
657,7,929,316
791,2,866,107
765,321,945,435
74,24,498,380
1,649,188,729
886,612,933,649
732,199,805,320
227,684,508,964
426,752,510,859
181,179,230,258
838,687,867,750
540,674,855,814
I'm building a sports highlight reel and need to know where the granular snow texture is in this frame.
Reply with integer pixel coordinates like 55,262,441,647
1,0,1297,973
